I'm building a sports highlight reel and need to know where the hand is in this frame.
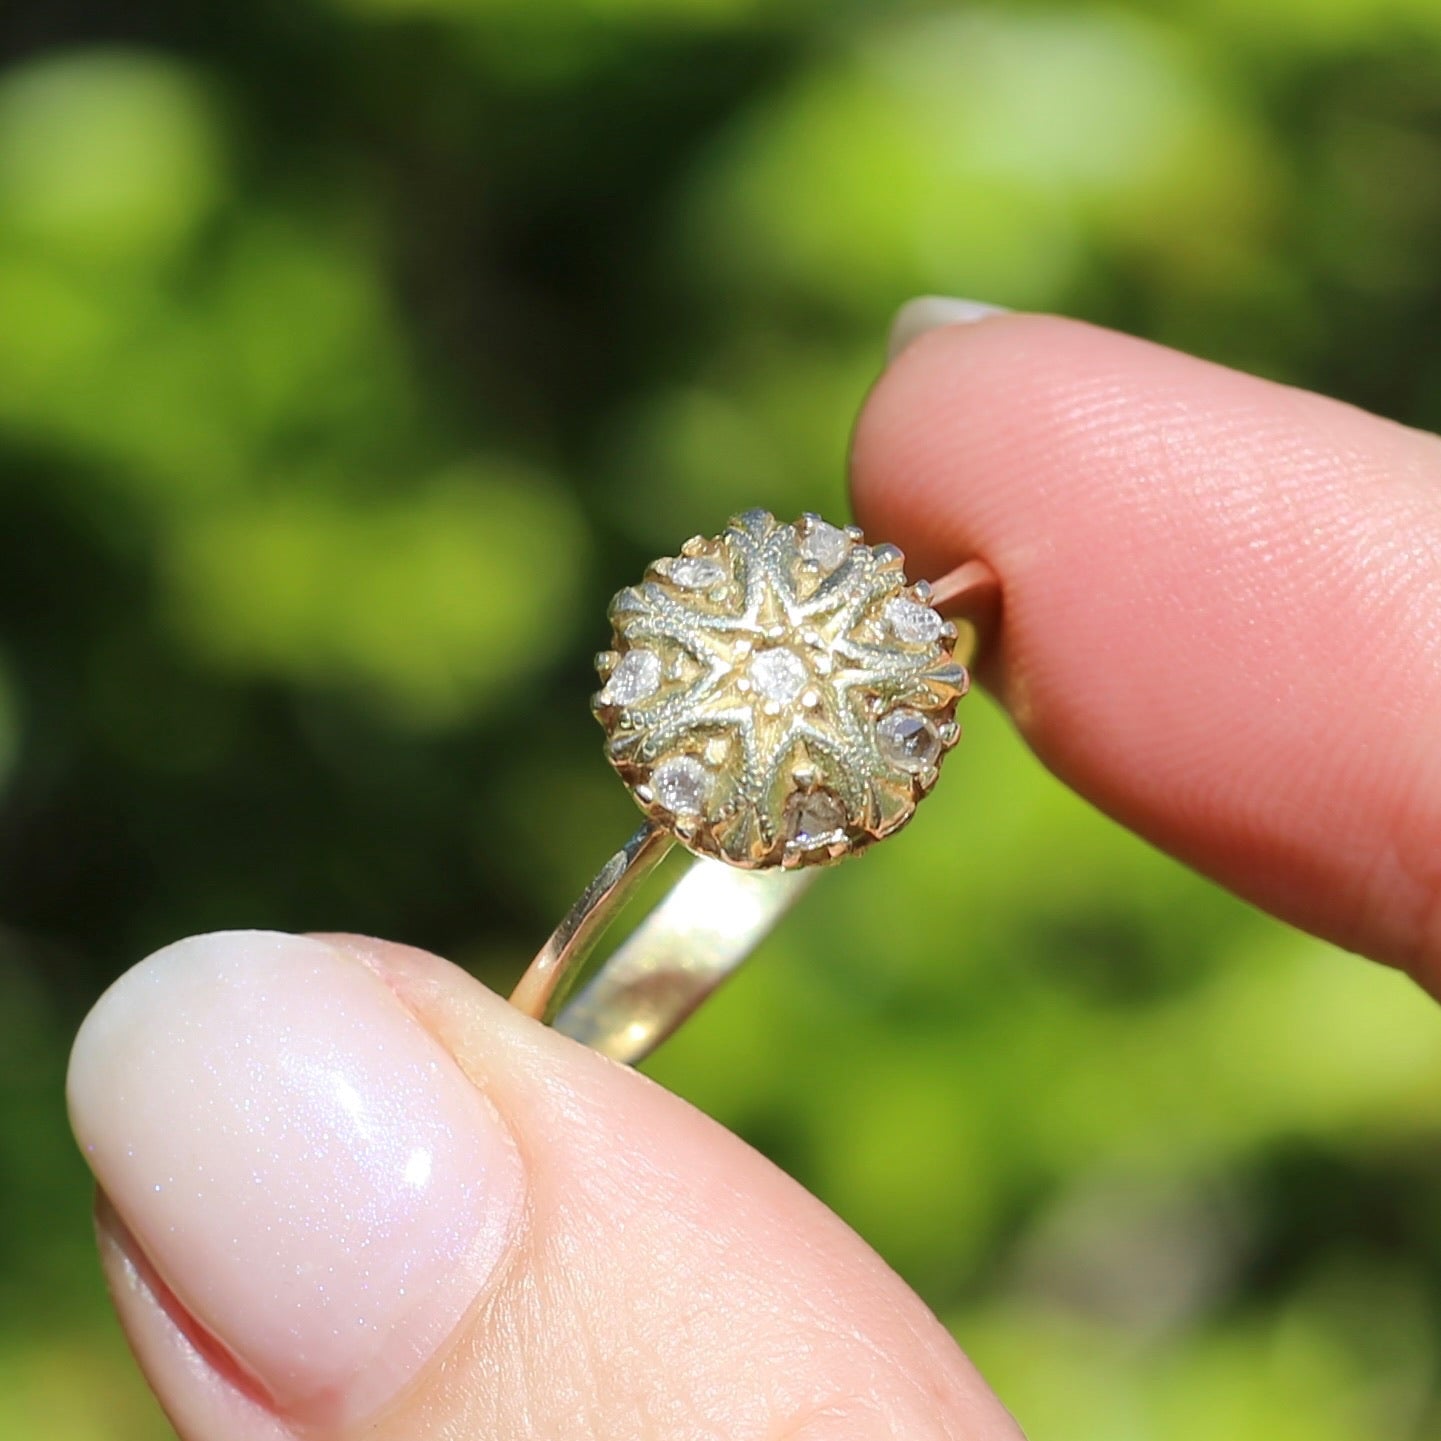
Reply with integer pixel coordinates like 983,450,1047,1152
67,306,1441,1439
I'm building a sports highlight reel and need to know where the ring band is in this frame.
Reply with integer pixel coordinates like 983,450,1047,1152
513,823,816,1063
509,511,997,1065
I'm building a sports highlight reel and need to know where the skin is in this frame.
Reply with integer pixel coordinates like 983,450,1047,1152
69,313,1441,1438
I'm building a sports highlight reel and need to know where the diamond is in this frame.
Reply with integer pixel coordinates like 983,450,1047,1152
884,597,943,644
651,755,710,815
599,648,662,705
750,647,807,704
876,708,940,771
798,519,850,572
783,788,847,847
670,555,726,590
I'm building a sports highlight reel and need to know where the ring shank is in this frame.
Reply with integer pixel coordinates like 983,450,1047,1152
507,822,671,1025
509,816,816,1065
555,857,816,1063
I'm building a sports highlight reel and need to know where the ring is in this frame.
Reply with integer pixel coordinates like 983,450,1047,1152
509,508,998,1064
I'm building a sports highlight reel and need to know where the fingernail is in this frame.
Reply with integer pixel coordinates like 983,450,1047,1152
67,931,524,1429
886,295,1010,363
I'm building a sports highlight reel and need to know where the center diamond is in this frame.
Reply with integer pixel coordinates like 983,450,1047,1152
749,646,808,704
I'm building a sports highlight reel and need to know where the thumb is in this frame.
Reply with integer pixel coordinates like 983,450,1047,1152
67,929,1022,1441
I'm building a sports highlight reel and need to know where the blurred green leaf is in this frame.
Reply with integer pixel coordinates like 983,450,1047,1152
0,51,225,269
164,466,588,725
681,12,1281,317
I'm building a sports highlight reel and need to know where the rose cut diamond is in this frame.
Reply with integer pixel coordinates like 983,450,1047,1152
749,647,808,704
798,519,850,573
783,788,847,846
600,648,662,705
876,708,941,771
884,597,944,645
651,755,710,815
670,555,726,590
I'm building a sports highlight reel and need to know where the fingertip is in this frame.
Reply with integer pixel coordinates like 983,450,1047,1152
69,929,526,1432
76,927,1017,1440
95,1191,294,1441
851,313,1441,974
855,311,1186,577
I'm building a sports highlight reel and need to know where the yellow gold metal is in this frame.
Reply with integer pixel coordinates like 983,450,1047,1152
509,510,998,1063
555,859,818,1063
507,821,672,1024
928,557,1001,653
592,509,968,869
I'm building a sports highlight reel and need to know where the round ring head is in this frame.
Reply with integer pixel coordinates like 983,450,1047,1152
593,509,969,869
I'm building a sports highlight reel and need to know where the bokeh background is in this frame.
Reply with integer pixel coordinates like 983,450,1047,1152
3,1,1441,1437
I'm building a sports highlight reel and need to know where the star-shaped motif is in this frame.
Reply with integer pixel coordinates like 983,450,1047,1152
593,509,968,868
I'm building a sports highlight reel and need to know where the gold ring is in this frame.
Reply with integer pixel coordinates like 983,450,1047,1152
509,508,998,1064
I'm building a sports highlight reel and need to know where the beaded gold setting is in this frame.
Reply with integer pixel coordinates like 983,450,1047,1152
592,509,969,869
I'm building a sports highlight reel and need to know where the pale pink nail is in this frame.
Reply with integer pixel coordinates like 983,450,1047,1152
886,294,1010,362
67,930,524,1429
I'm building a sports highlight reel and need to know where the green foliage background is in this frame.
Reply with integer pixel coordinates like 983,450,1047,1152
2,2,1441,1436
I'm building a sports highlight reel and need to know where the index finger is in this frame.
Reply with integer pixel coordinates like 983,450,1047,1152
851,309,1441,988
